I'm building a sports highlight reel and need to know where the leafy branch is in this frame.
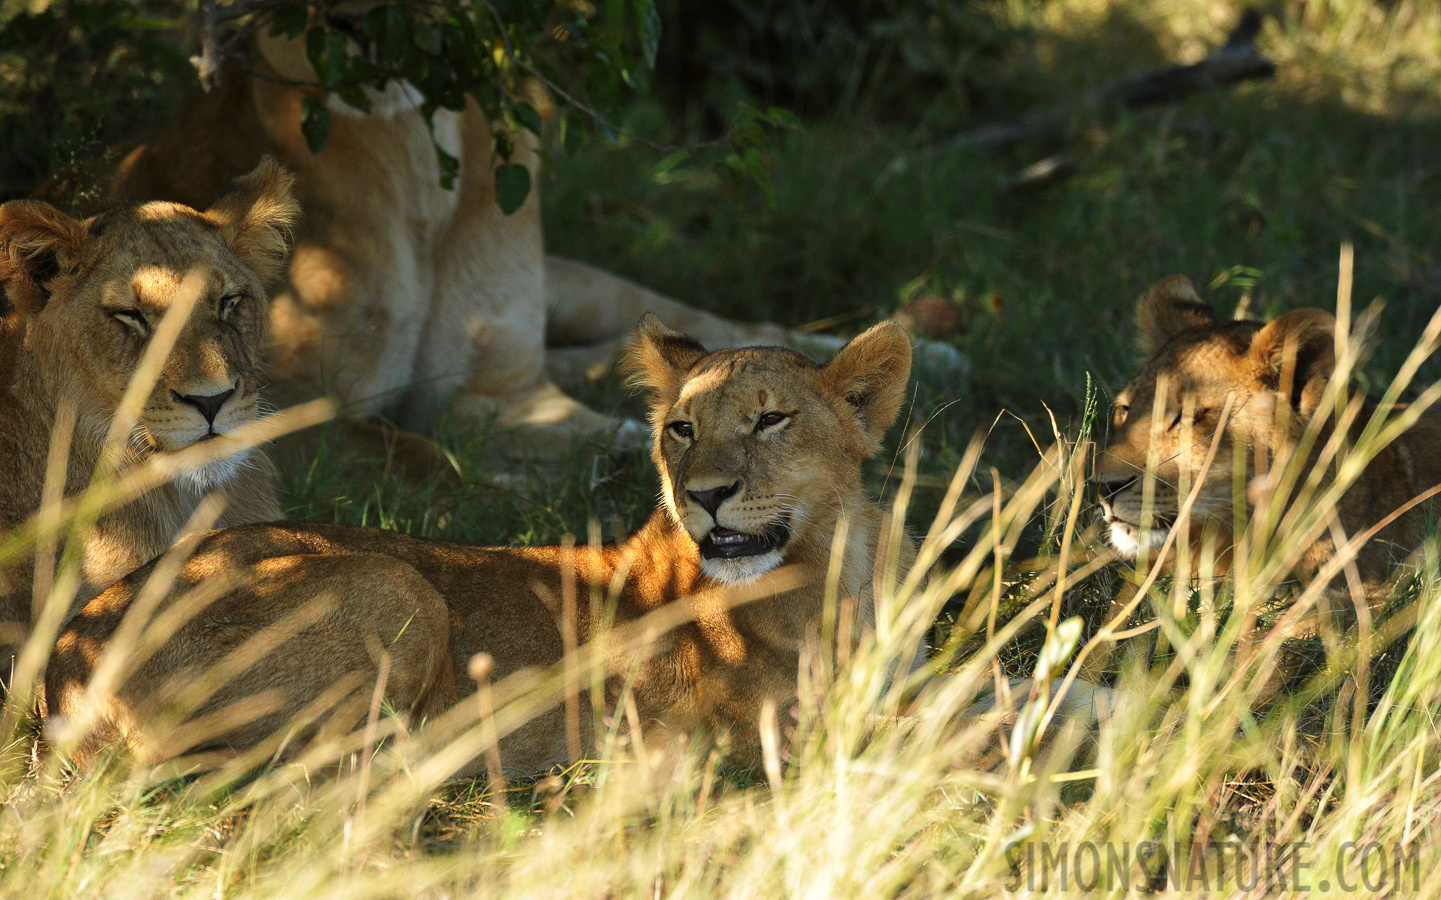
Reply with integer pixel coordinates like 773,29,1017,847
181,0,797,210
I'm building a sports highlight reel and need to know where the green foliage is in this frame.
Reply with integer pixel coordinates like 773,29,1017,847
0,0,799,206
651,0,1027,128
269,0,665,197
0,0,193,198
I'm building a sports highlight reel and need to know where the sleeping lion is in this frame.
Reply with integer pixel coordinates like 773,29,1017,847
0,160,299,676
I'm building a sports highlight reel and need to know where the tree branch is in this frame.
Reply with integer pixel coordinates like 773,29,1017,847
189,0,222,91
946,8,1275,150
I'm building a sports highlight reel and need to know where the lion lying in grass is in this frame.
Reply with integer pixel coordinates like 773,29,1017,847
1096,275,1441,641
47,317,923,773
0,160,299,675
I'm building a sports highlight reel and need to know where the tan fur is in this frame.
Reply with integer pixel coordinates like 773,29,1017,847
47,321,921,774
1097,275,1441,597
0,160,298,672
46,14,802,449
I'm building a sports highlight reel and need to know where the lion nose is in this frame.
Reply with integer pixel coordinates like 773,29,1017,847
687,481,740,518
174,387,236,427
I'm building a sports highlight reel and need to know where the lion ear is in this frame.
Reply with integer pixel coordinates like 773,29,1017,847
1135,275,1215,356
624,313,709,408
822,320,912,454
0,200,89,316
1250,308,1337,418
204,156,300,284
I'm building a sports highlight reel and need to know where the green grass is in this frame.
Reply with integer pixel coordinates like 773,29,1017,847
6,0,1441,895
543,0,1441,480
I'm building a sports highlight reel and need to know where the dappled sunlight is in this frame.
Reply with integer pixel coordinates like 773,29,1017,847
1,0,1440,896
1013,0,1441,116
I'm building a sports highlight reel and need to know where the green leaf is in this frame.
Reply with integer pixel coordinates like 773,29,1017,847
305,25,326,72
364,3,410,66
494,164,531,215
654,149,689,177
560,113,583,157
765,106,801,129
335,85,372,114
636,0,661,69
269,3,307,39
511,101,543,136
492,129,514,162
412,23,441,56
306,28,350,89
301,96,331,153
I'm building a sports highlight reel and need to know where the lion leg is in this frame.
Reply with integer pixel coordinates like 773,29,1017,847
399,119,641,450
48,552,456,770
544,255,792,348
543,256,847,386
542,256,968,383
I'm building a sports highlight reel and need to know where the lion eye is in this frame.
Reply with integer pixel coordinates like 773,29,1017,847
111,309,150,337
755,411,788,432
1113,404,1129,426
668,421,693,440
219,293,243,319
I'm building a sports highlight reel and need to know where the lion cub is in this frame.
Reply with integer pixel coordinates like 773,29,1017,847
48,317,921,773
0,159,299,674
1096,274,1441,600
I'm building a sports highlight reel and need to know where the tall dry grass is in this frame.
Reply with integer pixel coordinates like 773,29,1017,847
1,249,1439,897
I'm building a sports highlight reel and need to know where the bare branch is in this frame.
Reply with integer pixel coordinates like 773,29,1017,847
189,0,221,91
946,8,1275,150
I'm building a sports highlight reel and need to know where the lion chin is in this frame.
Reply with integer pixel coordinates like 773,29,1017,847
172,446,255,496
699,551,786,586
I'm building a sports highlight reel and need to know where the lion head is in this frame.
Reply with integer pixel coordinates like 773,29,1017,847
627,315,913,586
0,159,299,492
1095,275,1339,561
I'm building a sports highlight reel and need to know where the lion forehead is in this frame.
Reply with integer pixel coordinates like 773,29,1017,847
91,221,256,296
1125,336,1266,411
675,353,822,416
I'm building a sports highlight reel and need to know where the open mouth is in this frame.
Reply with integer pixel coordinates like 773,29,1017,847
699,521,790,560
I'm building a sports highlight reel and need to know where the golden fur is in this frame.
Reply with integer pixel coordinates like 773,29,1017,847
1096,275,1441,596
47,319,921,773
47,13,803,449
0,160,298,671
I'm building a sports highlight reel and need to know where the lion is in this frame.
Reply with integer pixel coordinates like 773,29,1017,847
46,317,924,773
1095,274,1441,609
43,9,861,453
0,159,300,674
